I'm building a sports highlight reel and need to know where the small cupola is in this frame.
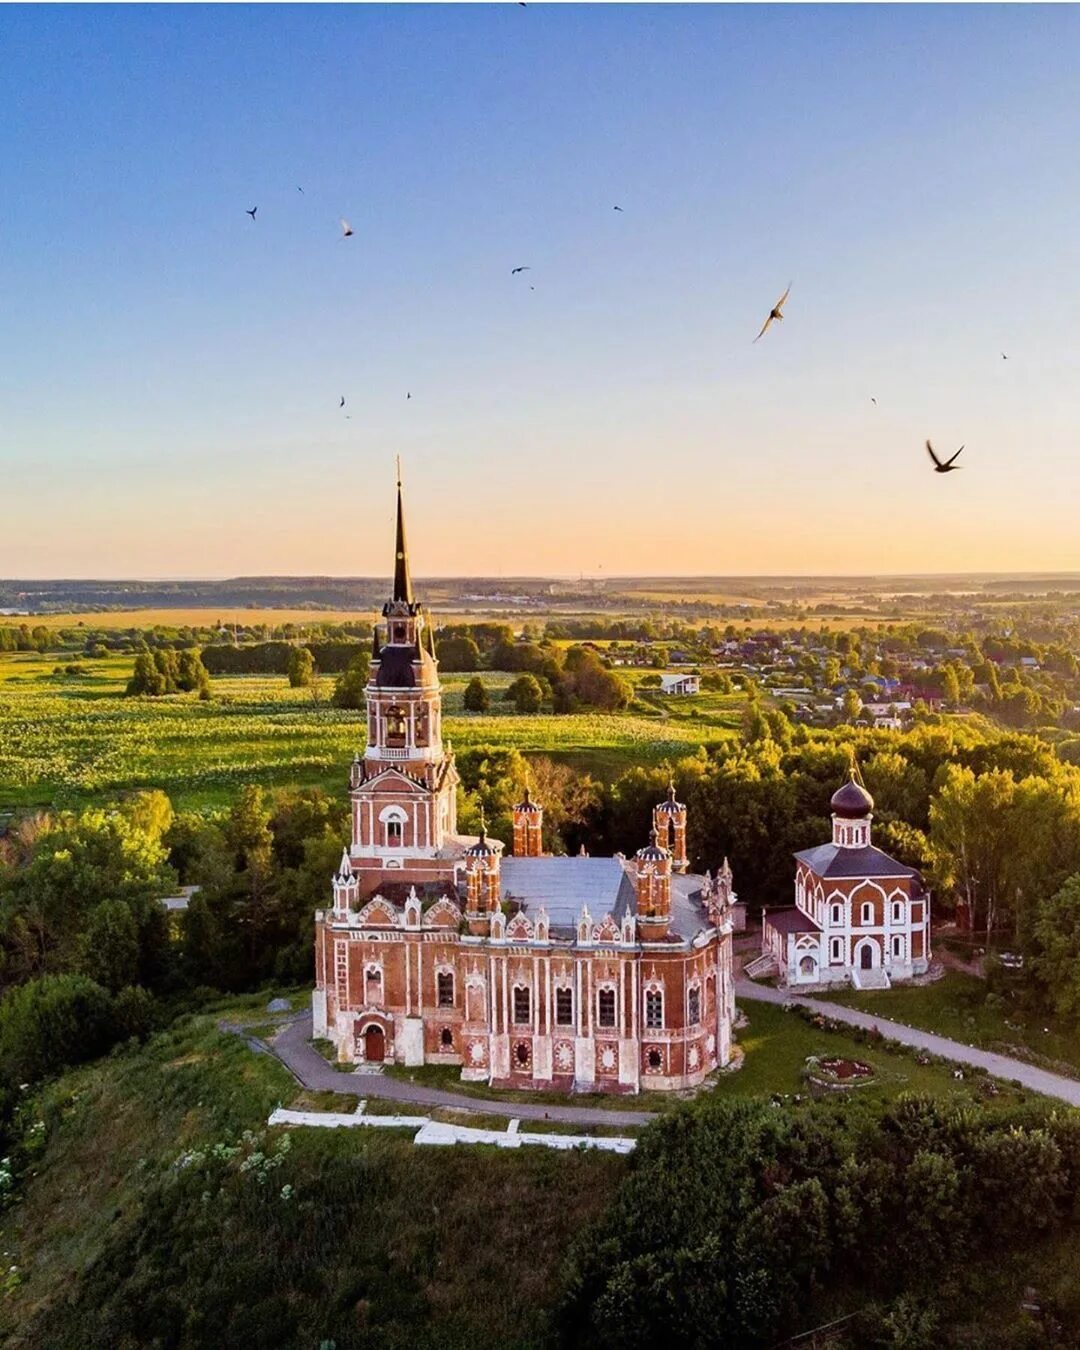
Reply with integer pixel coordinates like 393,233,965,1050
512,785,544,857
635,828,673,937
831,773,874,848
652,780,688,873
464,816,503,919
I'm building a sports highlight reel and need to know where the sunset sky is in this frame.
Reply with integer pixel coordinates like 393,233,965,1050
3,4,1080,579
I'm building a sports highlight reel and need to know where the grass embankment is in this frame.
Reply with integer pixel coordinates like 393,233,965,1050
818,971,1080,1079
0,992,624,1350
0,655,738,812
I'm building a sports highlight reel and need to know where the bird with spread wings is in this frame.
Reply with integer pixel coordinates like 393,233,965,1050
926,440,964,473
753,283,791,342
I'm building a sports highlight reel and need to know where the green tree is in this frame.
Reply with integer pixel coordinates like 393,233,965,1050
79,900,140,992
1034,874,1080,1019
287,647,315,688
463,677,490,712
331,649,371,709
505,674,545,713
126,651,165,696
436,634,481,671
176,648,211,698
841,688,862,722
0,974,115,1085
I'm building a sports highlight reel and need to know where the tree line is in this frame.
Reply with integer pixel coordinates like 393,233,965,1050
560,1091,1080,1346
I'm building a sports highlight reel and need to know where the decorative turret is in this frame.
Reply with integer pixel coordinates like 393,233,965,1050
464,820,503,934
635,828,672,939
707,856,736,923
653,781,688,873
512,785,544,857
332,848,358,917
831,772,874,849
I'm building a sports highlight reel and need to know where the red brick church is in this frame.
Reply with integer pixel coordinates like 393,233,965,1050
313,479,740,1093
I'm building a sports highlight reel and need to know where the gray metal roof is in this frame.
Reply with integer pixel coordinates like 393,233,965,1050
500,857,713,942
501,856,636,931
794,842,919,880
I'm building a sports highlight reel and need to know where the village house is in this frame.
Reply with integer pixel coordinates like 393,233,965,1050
313,480,739,1094
660,672,700,695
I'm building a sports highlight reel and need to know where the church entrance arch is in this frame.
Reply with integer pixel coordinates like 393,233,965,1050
363,1024,386,1063
858,941,878,971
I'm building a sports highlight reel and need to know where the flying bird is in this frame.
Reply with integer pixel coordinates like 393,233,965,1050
753,283,791,343
870,397,877,405
406,392,411,400
613,205,624,212
1001,352,1008,360
297,186,304,194
339,396,345,408
246,207,257,220
511,266,531,275
340,218,354,238
926,440,964,473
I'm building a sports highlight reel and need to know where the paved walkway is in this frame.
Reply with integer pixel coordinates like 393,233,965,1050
736,979,1080,1108
252,994,1080,1127
268,1014,658,1127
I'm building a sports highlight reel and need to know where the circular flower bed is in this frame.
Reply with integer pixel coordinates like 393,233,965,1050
803,1054,876,1093
818,1057,874,1080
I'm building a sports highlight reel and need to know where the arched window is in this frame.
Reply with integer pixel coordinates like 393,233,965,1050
687,987,701,1025
437,971,454,1008
892,934,904,958
512,985,531,1025
597,988,616,1028
365,966,382,1004
892,900,905,923
860,901,873,925
647,1048,662,1070
386,818,403,846
440,1027,453,1048
830,937,843,963
831,903,842,925
645,989,663,1029
385,706,407,747
555,986,574,1026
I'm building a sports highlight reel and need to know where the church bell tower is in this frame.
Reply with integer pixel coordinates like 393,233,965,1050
346,469,460,879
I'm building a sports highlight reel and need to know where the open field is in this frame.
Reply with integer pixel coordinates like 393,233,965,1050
0,654,741,811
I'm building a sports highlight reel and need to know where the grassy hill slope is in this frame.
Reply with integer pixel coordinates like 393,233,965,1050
0,997,623,1350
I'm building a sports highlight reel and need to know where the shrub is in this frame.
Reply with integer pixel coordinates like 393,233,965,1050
0,975,115,1085
463,677,490,712
286,647,315,688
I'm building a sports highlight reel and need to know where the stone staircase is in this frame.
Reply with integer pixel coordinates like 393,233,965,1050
742,952,778,981
851,966,891,991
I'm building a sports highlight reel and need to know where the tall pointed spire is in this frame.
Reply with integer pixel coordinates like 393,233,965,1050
393,457,413,605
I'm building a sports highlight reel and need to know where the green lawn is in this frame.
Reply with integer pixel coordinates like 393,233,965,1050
714,998,1022,1103
0,654,735,812
385,998,1022,1110
817,971,1080,1079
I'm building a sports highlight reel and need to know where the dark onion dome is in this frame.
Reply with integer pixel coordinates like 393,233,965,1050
636,827,671,863
654,781,684,816
464,827,499,859
831,775,874,818
374,642,437,688
513,786,542,815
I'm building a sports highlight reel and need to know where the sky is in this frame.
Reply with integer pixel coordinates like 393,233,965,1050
3,3,1080,580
